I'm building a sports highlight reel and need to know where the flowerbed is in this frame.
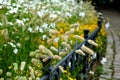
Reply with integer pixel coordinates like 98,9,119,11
0,0,106,80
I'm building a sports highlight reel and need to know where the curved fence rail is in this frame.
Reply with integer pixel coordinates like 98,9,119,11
40,18,103,80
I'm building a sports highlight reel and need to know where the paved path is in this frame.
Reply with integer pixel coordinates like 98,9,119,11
100,9,120,80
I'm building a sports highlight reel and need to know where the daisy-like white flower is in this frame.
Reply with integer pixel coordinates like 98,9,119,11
39,28,43,33
8,42,16,48
9,7,18,14
0,6,2,9
79,12,85,17
41,23,48,29
105,22,110,29
42,34,47,40
28,27,33,33
16,19,24,26
16,43,21,48
101,57,107,65
89,71,94,75
0,22,2,26
13,48,18,54
54,37,59,42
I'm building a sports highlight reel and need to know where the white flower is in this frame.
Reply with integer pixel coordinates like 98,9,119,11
41,23,48,29
101,57,107,64
105,22,110,29
0,6,2,9
28,27,33,33
65,12,72,17
13,48,18,54
9,8,18,14
54,37,59,42
35,26,39,31
42,34,47,40
16,43,21,47
8,42,16,48
68,62,71,67
16,19,24,26
37,11,45,17
89,71,94,75
79,12,85,17
39,28,43,33
0,22,2,26
50,13,57,18
92,53,97,59
8,22,13,25
50,23,55,28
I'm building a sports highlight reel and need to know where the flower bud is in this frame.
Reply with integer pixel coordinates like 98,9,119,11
81,45,94,55
20,61,26,71
0,69,3,75
6,72,12,77
41,12,50,19
31,58,39,65
59,51,67,56
58,66,64,73
61,42,71,50
65,29,74,35
50,46,58,52
70,23,80,28
29,51,36,57
49,29,59,35
74,35,84,41
53,55,62,60
87,39,98,47
75,49,85,56
13,63,18,71
42,57,49,62
1,29,9,40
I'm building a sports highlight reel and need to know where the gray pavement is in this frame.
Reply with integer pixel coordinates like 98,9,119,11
100,9,120,80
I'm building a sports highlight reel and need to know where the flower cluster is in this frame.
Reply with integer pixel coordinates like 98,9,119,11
0,0,106,79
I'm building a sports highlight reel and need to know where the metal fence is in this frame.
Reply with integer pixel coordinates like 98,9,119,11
40,18,103,80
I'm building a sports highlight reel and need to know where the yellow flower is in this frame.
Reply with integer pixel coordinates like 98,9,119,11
8,65,12,69
53,42,58,48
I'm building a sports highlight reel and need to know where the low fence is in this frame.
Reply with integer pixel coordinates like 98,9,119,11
40,18,103,80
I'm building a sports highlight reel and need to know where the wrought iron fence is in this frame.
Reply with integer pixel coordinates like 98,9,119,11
40,18,103,80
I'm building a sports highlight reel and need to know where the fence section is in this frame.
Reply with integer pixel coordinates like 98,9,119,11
40,18,103,80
